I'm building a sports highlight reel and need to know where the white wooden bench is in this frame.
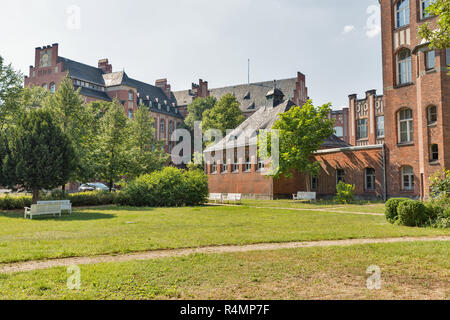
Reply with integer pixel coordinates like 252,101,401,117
293,192,317,202
38,200,72,214
24,203,62,220
225,193,242,204
209,193,223,204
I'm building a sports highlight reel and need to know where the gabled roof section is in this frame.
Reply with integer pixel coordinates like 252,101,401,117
59,57,106,85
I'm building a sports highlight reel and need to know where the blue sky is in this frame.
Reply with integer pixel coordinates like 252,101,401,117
0,0,383,108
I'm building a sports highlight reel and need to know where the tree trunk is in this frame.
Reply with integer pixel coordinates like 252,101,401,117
109,180,113,193
306,174,311,192
32,189,39,204
62,184,66,196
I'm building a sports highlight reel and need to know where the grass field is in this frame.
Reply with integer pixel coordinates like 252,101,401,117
0,205,449,264
1,241,448,300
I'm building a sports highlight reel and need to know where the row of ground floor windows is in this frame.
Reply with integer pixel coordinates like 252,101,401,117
209,165,416,192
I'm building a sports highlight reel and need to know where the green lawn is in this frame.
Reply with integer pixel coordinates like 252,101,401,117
241,200,386,213
1,241,448,300
0,205,448,264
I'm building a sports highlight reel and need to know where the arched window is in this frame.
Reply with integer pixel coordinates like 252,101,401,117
396,0,410,28
401,166,414,191
427,106,437,124
50,82,56,93
365,168,376,191
128,90,133,101
398,108,413,143
397,48,412,85
430,144,439,162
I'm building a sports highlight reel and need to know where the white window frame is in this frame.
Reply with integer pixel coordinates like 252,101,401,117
398,109,414,143
395,0,410,28
50,82,56,93
427,105,437,124
211,163,217,174
430,144,439,161
128,90,133,101
425,50,435,70
376,116,385,138
398,49,412,85
357,119,368,140
420,0,432,20
401,166,415,191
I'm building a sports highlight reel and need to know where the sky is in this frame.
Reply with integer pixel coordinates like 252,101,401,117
0,0,383,109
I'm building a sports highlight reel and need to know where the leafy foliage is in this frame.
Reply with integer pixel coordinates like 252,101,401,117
119,167,209,207
202,93,245,136
184,96,217,131
397,200,427,227
385,198,410,223
429,169,450,198
128,106,168,180
3,108,75,203
0,55,23,129
334,182,355,204
264,101,335,181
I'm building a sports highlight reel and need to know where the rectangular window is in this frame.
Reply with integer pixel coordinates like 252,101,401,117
396,0,410,28
365,168,376,191
376,116,385,138
446,48,450,66
336,169,345,185
357,119,368,140
211,163,217,174
257,159,264,171
402,167,415,191
311,176,318,191
425,50,435,70
421,0,432,19
399,109,414,143
430,144,439,161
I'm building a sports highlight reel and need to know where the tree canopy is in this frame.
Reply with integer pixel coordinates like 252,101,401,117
0,55,23,129
263,101,335,187
418,0,450,50
184,96,217,131
202,93,245,136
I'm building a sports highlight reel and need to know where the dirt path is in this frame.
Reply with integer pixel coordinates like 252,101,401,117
1,236,449,274
211,204,384,216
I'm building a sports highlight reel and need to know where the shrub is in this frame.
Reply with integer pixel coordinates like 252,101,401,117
0,195,32,210
119,167,209,207
397,200,427,227
385,198,410,223
334,182,355,204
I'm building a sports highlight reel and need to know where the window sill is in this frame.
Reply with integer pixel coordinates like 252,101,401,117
232,171,240,174
425,69,437,75
394,82,415,89
377,136,385,139
427,122,437,128
357,138,369,142
397,142,414,147
394,25,410,32
429,161,440,166
418,15,435,23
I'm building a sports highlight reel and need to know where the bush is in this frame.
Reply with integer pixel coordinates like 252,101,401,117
119,167,209,207
385,198,410,223
397,200,427,227
0,195,32,210
334,182,355,204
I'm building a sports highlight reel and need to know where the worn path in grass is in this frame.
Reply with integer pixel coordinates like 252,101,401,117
1,236,449,274
211,204,385,216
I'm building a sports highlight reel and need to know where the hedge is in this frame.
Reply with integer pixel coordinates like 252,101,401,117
397,200,427,227
385,198,410,223
119,167,209,207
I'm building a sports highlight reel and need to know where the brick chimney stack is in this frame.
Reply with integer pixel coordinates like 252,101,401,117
98,59,112,74
155,78,172,99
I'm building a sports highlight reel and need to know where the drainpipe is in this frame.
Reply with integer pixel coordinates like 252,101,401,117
382,143,387,201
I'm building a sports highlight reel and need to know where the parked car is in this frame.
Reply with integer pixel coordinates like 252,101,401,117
79,183,112,192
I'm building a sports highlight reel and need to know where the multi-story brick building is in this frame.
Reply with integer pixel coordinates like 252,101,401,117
24,44,184,152
204,0,449,200
380,0,449,199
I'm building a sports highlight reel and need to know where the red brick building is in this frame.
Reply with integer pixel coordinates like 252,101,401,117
205,0,449,200
24,44,184,152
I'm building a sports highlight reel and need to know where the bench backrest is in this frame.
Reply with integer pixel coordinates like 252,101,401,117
30,203,62,214
209,193,222,200
227,193,242,201
297,192,316,200
38,200,71,209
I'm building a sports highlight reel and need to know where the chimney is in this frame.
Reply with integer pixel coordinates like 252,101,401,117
155,78,172,99
98,59,112,74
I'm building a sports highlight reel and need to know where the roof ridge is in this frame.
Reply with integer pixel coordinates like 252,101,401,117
59,56,104,73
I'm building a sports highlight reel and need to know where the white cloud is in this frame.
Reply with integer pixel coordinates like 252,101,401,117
343,25,355,34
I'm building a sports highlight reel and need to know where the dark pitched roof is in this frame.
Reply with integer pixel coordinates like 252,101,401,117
74,85,112,102
59,57,106,85
321,135,351,149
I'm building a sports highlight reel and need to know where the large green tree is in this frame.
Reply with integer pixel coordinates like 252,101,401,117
3,108,75,203
263,101,335,190
0,55,23,130
128,105,168,179
184,96,217,131
47,77,91,189
202,93,245,135
93,99,130,191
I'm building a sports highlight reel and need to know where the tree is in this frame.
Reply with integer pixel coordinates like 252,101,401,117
418,0,450,72
3,108,75,203
263,101,335,190
47,77,90,190
128,105,168,179
202,93,245,136
184,96,217,131
93,99,130,192
0,55,23,130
